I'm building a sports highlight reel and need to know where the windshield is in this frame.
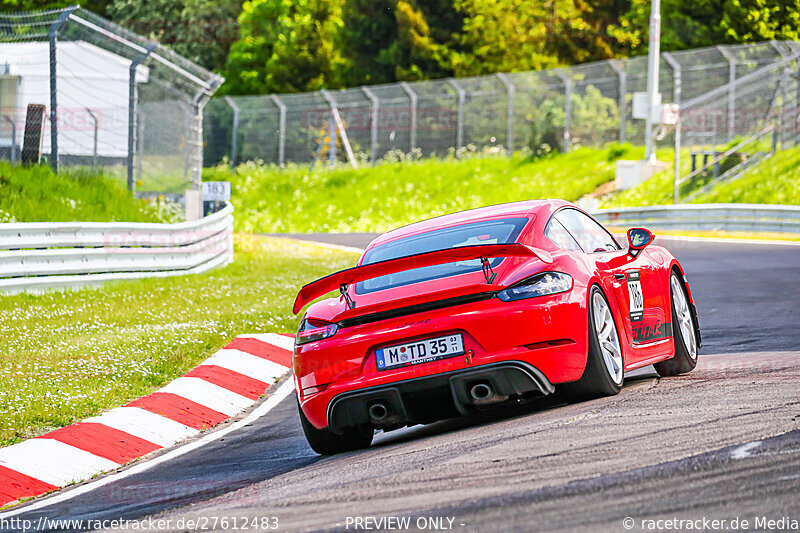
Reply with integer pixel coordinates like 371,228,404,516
356,217,529,294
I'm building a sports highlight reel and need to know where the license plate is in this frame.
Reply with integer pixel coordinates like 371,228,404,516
375,334,465,371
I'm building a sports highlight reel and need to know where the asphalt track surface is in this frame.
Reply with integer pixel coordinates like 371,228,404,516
5,235,800,532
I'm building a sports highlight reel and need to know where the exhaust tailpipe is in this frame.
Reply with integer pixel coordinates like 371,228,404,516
470,383,493,402
368,402,389,422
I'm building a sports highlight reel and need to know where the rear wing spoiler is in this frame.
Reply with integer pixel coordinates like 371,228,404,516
292,243,552,314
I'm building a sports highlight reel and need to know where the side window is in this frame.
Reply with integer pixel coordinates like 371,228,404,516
555,209,619,253
544,217,582,252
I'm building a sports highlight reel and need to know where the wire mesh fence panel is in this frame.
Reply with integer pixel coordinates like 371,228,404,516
455,75,508,155
504,69,566,154
280,91,331,166
325,87,373,162
406,78,460,158
1,11,63,168
0,7,221,196
570,62,622,148
675,53,800,199
202,41,799,169
369,83,415,157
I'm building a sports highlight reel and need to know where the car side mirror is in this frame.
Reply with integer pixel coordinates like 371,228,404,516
627,227,654,257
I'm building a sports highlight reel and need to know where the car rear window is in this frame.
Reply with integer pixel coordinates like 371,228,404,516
356,217,529,294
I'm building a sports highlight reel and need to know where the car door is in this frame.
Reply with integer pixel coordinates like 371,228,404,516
552,209,670,353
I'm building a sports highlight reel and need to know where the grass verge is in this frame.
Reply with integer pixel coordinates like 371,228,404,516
204,145,642,233
0,162,180,223
0,235,356,447
604,142,800,207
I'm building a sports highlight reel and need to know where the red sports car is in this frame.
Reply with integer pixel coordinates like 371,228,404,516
292,200,701,454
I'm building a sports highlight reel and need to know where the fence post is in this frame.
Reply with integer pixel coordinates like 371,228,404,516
270,95,286,167
320,90,338,166
496,73,514,157
138,111,145,184
663,52,682,204
673,110,681,204
127,43,156,192
362,86,380,165
556,71,572,152
223,96,239,169
717,46,736,141
400,82,417,154
2,116,16,164
48,5,77,173
609,60,627,143
448,79,466,155
85,107,98,169
779,67,790,148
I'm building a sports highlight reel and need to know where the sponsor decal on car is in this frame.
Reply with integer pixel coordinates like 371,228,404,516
632,319,673,343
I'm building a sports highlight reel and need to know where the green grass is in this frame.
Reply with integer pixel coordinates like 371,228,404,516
205,145,644,233
0,163,180,223
692,144,800,204
604,142,800,207
0,235,356,447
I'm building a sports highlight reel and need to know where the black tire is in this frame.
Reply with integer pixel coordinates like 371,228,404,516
296,396,373,455
654,272,699,377
560,285,624,400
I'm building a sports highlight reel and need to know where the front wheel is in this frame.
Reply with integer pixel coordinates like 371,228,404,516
560,285,624,400
296,396,373,455
654,272,698,377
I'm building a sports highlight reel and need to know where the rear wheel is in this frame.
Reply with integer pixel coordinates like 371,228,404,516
296,396,373,455
560,285,624,400
654,272,698,376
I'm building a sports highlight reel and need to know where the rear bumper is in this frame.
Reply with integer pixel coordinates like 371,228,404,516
326,361,555,433
296,288,590,429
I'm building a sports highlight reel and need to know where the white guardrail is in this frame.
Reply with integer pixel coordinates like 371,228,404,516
0,203,234,294
592,204,800,234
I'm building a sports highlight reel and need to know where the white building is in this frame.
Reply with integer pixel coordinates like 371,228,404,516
0,41,148,160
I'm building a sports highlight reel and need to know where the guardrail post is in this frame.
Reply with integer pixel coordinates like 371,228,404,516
127,43,157,192
361,86,380,165
48,6,77,173
270,95,286,167
448,79,466,155
223,96,239,169
400,82,417,155
717,46,736,142
496,73,514,157
609,60,627,143
556,71,573,153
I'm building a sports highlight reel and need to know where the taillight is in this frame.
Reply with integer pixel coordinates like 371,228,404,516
296,318,338,345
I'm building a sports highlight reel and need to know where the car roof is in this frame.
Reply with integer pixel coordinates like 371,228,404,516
367,199,575,250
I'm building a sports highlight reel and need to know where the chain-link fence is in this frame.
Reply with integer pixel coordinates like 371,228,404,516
206,41,800,172
672,45,800,201
0,7,222,194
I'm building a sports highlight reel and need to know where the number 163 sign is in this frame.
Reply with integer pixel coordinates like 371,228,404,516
202,181,231,202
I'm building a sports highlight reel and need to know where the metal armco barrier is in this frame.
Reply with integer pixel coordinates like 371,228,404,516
0,203,234,294
592,204,800,234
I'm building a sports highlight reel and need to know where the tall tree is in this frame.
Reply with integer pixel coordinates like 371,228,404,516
108,0,242,72
453,0,568,75
340,0,463,85
340,0,397,86
222,0,345,94
720,0,800,42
